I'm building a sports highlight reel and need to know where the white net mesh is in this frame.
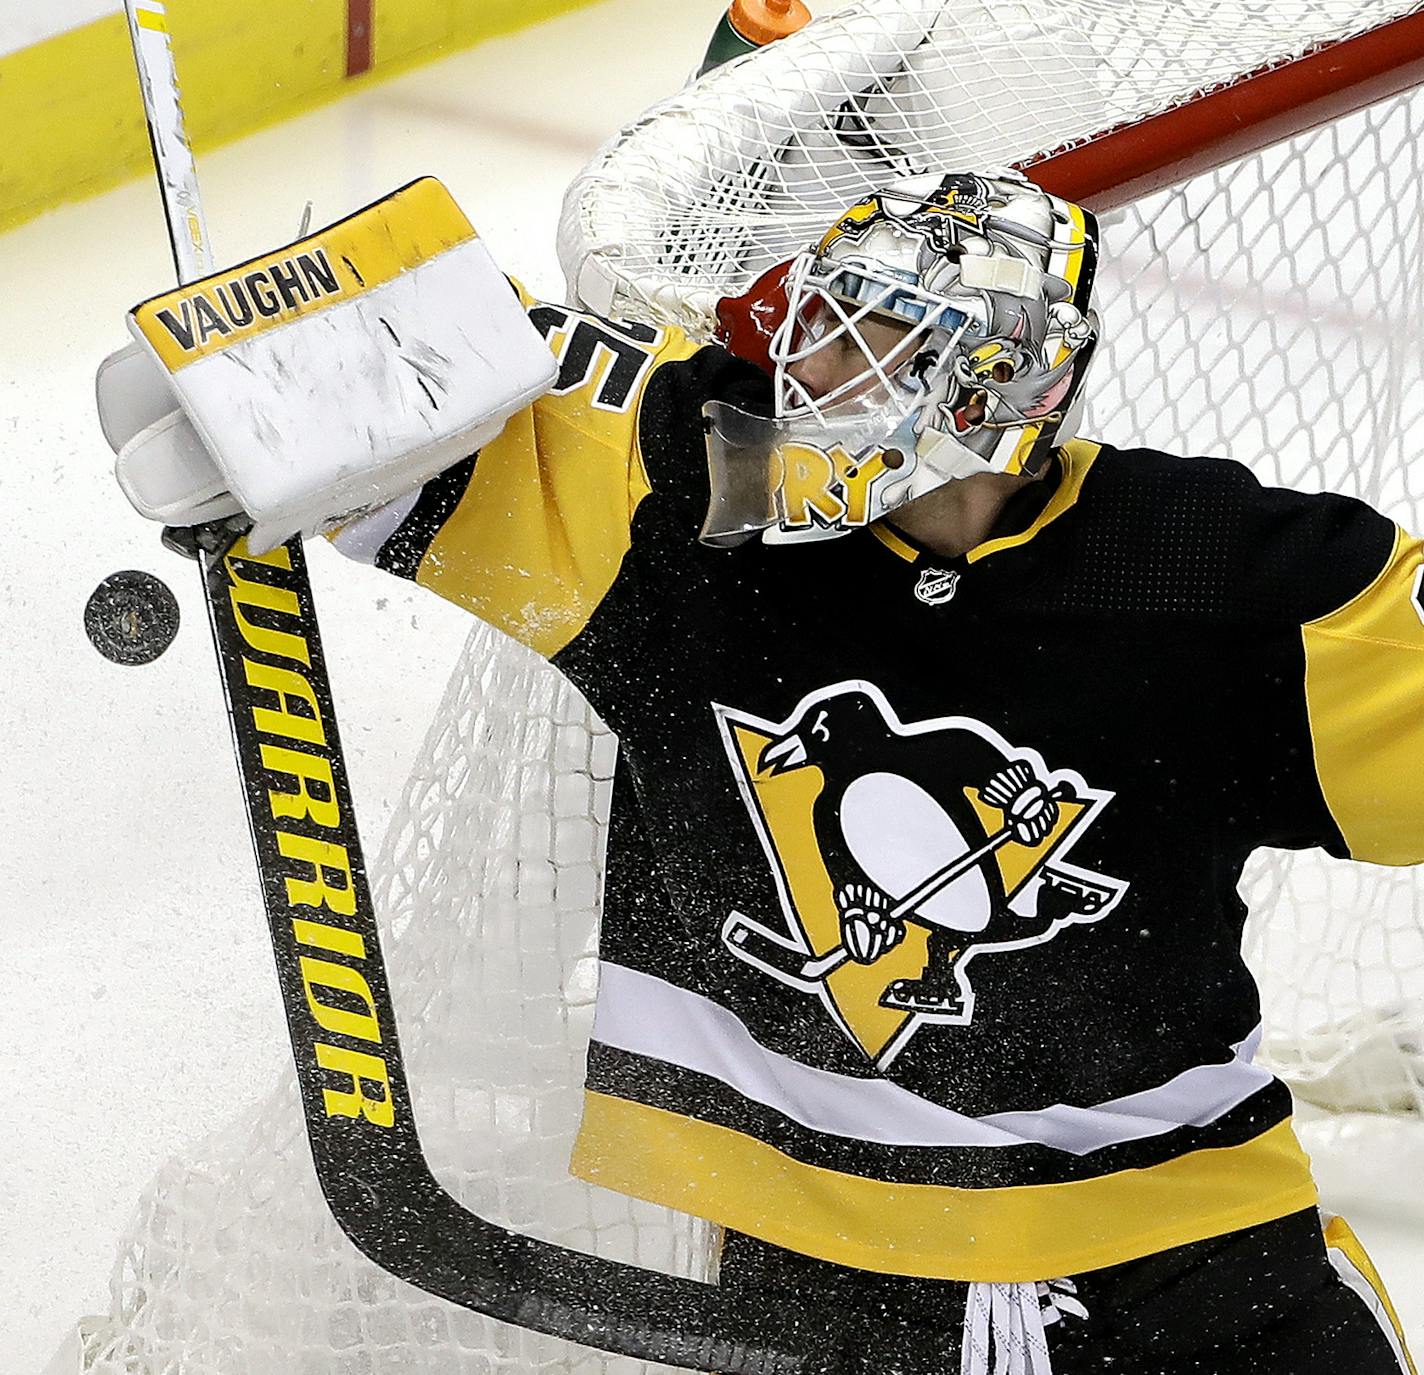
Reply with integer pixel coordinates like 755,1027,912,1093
557,0,1424,332
78,2,1424,1372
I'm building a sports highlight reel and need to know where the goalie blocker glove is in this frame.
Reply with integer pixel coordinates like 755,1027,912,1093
97,178,558,552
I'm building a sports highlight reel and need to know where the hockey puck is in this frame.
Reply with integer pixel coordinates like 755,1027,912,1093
84,570,181,665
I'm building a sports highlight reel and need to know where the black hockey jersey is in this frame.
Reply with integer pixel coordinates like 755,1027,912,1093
334,297,1424,1282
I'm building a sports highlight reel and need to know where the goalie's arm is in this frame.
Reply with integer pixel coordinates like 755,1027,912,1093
1298,525,1424,866
1187,462,1424,866
100,179,727,663
330,294,707,660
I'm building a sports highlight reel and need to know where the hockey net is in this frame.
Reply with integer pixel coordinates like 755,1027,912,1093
75,2,1424,1372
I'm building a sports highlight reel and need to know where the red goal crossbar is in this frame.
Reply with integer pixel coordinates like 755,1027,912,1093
1030,5,1424,209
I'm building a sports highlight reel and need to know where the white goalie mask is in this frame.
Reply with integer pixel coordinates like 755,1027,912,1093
702,171,1100,547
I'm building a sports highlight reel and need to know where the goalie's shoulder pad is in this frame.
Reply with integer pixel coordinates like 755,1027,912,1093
103,177,557,551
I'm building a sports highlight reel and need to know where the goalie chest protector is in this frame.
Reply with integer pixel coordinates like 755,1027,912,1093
345,318,1424,1282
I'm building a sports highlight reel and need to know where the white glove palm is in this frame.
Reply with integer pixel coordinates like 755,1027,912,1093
98,179,556,552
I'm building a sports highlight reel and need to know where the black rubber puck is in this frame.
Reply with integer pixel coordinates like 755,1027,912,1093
84,570,181,665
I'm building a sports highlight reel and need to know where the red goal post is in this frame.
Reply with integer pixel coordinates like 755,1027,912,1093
1031,4,1424,209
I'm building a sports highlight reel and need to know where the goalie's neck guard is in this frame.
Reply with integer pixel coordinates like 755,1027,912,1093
702,171,1099,548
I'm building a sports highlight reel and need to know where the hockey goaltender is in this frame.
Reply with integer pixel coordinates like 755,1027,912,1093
100,170,1420,1374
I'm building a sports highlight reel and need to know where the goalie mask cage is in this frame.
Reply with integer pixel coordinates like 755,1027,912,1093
75,1,1424,1371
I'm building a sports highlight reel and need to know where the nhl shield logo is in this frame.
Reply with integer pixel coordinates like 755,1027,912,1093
914,567,960,605
714,680,1128,1068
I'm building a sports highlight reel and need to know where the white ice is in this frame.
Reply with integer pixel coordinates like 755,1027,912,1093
2,1,1420,1370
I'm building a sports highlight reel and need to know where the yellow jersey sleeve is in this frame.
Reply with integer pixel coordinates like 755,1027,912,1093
1303,527,1424,865
333,288,706,660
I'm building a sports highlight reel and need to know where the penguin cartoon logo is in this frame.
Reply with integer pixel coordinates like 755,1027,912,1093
714,680,1128,1068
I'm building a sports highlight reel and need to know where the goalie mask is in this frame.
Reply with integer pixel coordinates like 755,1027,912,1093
702,171,1099,547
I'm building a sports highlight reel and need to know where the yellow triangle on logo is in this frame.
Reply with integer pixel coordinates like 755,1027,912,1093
732,723,929,1061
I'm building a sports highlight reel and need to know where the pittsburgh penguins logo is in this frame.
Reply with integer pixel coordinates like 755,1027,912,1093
715,681,1127,1068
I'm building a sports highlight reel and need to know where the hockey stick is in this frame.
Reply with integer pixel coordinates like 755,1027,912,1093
120,5,836,1371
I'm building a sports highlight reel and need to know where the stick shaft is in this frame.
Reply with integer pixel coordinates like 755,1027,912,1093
122,0,213,284
889,826,1014,921
890,783,1071,920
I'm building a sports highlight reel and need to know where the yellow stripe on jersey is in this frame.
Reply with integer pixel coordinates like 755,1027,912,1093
869,439,1099,566
131,178,475,369
570,1090,1318,1281
410,309,702,660
1322,1214,1418,1375
967,438,1099,564
868,522,920,563
1303,528,1424,864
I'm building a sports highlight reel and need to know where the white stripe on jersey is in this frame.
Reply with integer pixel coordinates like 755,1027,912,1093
591,962,1273,1154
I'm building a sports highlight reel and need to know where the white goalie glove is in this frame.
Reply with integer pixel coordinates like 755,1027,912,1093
97,178,558,553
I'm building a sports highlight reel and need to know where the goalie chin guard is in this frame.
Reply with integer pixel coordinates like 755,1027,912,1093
117,5,862,1372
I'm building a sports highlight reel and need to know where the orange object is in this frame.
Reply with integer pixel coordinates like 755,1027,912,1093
728,0,812,46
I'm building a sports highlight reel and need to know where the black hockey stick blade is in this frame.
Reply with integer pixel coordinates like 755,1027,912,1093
201,536,839,1375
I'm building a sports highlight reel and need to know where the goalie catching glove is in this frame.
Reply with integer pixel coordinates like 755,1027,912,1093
97,178,557,553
